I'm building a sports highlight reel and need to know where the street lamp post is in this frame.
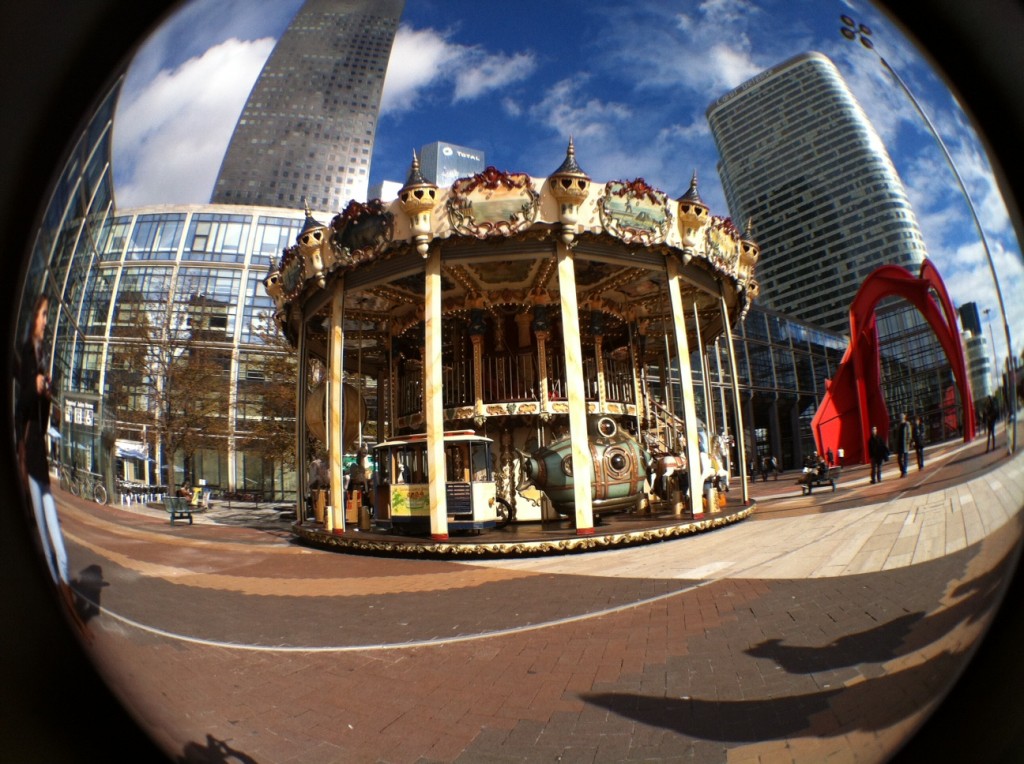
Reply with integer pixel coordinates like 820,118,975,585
840,15,1016,454
984,307,1000,399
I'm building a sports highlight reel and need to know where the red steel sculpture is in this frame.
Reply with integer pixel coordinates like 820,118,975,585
811,260,976,464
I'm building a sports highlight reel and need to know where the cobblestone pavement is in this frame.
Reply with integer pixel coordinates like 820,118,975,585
8,434,1024,763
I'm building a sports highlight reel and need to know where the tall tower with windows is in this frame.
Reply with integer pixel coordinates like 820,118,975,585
707,52,928,333
211,0,404,211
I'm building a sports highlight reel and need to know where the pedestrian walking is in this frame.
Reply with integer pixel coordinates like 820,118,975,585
984,396,998,452
895,413,912,477
17,293,82,628
912,416,926,470
826,447,834,467
867,425,889,484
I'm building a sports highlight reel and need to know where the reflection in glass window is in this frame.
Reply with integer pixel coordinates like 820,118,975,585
183,214,251,263
252,215,303,266
109,267,174,336
96,215,131,261
239,272,278,345
126,213,185,260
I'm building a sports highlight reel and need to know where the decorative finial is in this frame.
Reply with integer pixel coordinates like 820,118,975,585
404,150,430,187
399,149,439,258
679,170,704,205
552,136,587,178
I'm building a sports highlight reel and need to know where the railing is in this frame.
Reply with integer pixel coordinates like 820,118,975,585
604,356,636,404
482,353,536,402
643,396,687,455
442,359,472,408
396,351,634,413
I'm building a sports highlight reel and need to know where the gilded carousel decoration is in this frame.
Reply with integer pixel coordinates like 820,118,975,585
265,140,761,555
447,166,541,239
597,178,672,246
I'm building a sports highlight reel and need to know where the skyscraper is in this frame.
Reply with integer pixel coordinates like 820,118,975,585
211,0,404,211
707,52,928,333
958,301,983,337
418,141,486,186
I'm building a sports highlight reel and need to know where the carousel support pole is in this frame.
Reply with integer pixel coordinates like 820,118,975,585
425,246,449,540
556,241,595,534
469,307,486,425
295,322,309,523
328,283,346,533
694,301,714,435
628,318,645,437
719,289,749,504
532,298,552,418
666,256,704,516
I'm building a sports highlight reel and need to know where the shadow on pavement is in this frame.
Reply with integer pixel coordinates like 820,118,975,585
175,733,257,764
585,649,967,742
743,540,1011,674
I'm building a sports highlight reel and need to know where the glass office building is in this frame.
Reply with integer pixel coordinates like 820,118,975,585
707,52,928,334
707,51,963,436
211,0,404,211
15,74,313,499
418,142,486,187
703,306,848,470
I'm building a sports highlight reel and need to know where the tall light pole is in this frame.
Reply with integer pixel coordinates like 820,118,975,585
840,15,1016,453
984,307,1000,399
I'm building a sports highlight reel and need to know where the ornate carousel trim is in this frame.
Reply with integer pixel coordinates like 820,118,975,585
597,178,672,246
447,167,541,239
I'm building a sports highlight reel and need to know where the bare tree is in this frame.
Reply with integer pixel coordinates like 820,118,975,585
236,315,300,472
106,291,230,490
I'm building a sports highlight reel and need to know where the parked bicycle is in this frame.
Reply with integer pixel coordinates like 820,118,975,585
58,464,107,504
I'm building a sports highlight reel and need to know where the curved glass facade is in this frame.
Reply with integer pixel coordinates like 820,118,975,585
708,52,929,334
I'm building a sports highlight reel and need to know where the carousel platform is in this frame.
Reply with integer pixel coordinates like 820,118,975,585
291,499,755,557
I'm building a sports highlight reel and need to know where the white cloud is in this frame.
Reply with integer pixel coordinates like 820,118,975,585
381,25,537,116
380,26,464,115
113,37,274,207
529,76,632,140
591,1,768,99
454,51,536,101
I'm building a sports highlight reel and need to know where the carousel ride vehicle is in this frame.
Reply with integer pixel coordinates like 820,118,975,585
267,140,759,552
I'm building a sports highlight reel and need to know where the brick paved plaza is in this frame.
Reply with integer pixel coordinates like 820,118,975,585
3,432,1023,763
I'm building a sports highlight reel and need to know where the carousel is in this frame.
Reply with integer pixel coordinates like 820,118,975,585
265,140,760,554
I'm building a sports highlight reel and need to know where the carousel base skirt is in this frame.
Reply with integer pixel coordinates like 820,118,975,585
291,502,755,557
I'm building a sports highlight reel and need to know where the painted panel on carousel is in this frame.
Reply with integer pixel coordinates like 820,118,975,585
518,417,651,516
329,199,394,268
705,216,743,272
278,247,306,299
390,483,429,518
597,179,671,246
447,167,540,238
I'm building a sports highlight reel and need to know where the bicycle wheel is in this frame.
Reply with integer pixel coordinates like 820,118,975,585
92,481,107,504
59,470,69,492
69,477,80,497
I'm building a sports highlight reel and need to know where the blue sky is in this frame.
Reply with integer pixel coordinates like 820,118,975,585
112,0,1023,365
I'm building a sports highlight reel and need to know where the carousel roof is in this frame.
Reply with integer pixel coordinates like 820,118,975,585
263,140,760,360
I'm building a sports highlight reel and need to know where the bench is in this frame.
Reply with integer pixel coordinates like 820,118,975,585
163,496,194,525
798,466,841,495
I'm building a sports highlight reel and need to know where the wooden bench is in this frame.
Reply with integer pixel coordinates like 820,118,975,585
799,466,841,495
163,496,194,525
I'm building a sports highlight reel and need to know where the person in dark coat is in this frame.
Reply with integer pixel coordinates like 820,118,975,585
912,416,926,470
16,294,70,587
985,396,998,452
894,412,912,477
867,425,889,484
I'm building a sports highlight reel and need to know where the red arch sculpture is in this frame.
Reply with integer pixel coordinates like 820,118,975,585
811,260,976,464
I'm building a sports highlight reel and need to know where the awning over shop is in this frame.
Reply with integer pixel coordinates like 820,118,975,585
115,439,149,460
